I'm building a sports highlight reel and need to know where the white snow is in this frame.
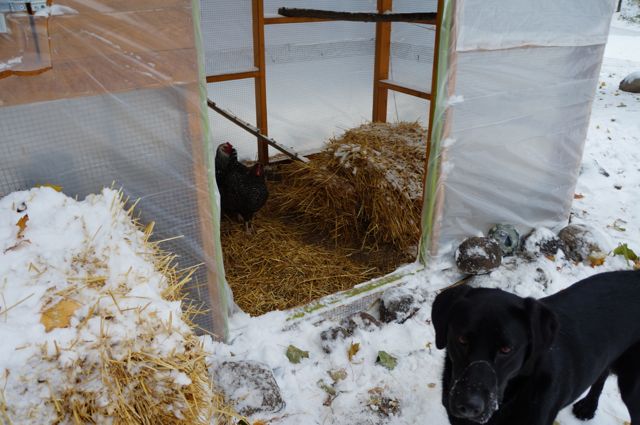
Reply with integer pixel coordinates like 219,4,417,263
0,187,200,423
465,246,489,258
0,56,22,72
447,95,465,106
621,70,640,84
35,5,79,16
205,10,640,425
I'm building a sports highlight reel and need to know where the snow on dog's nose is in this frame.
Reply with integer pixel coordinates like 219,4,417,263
449,361,499,424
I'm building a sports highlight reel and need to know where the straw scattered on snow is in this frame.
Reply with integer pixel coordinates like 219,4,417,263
0,187,239,425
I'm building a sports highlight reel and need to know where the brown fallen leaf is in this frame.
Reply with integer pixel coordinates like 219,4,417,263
347,342,360,362
588,251,607,267
41,299,81,332
574,193,584,199
16,214,29,239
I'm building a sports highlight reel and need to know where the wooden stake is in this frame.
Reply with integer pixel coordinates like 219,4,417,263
207,99,309,163
252,0,269,164
372,0,392,123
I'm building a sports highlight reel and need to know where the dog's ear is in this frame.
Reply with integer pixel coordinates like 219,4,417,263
432,284,472,349
523,298,558,367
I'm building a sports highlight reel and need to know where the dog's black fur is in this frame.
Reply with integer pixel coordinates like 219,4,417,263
432,270,640,425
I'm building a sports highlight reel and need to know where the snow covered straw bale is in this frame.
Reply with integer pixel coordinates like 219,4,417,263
0,187,216,424
271,122,427,253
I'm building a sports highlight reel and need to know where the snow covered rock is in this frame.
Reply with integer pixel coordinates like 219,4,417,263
455,237,502,274
379,287,420,324
558,224,603,262
619,71,640,93
320,326,350,353
488,224,520,256
523,228,565,257
214,360,285,416
341,312,382,333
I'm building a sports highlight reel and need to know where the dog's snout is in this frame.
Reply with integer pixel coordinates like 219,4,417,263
449,361,499,422
454,394,485,418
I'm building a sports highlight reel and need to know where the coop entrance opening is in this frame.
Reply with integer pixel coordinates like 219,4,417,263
218,121,427,316
203,0,440,316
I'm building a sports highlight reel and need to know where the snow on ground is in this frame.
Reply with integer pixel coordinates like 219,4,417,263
0,188,208,423
206,11,640,425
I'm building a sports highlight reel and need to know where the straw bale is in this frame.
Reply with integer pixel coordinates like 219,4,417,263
273,122,426,252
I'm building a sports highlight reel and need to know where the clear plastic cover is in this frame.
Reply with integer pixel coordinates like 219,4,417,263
0,9,51,75
0,0,229,338
457,0,615,51
421,0,614,261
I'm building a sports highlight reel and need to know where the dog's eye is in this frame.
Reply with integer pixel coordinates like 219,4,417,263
499,346,512,354
457,335,468,345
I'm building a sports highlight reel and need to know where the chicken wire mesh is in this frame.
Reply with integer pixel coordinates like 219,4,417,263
0,87,223,336
200,0,255,76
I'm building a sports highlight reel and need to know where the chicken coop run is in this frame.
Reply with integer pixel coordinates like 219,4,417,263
0,0,615,338
204,0,615,321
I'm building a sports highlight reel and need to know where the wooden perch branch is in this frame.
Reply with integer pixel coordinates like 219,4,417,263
207,99,309,164
277,7,437,24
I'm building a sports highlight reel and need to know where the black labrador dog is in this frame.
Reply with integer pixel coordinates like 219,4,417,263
432,270,640,425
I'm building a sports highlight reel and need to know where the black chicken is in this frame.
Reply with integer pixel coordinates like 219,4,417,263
215,142,235,188
215,142,269,233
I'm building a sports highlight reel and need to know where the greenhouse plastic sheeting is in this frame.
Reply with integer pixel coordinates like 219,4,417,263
0,0,230,338
421,0,615,261
201,0,435,161
457,0,615,51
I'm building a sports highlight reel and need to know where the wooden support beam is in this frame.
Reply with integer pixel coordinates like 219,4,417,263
379,80,431,100
372,0,392,123
252,0,269,164
426,0,444,157
207,99,309,163
206,69,259,83
277,8,437,24
264,16,333,25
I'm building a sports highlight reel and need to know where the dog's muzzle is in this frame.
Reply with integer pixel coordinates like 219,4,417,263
449,361,499,424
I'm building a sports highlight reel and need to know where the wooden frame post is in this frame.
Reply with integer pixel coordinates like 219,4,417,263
372,0,392,122
252,0,269,164
425,0,445,159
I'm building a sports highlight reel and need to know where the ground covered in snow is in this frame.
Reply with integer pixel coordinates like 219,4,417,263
206,11,640,425
0,188,212,424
